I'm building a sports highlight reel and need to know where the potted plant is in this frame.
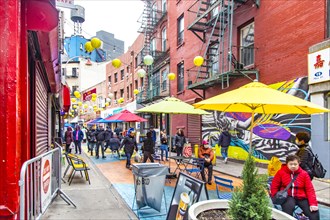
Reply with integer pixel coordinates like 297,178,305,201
188,154,296,220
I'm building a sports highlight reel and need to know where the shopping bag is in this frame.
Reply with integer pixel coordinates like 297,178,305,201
268,156,282,176
183,143,192,157
69,142,75,149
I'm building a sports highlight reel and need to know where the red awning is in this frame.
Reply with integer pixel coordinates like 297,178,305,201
62,85,71,112
103,110,147,122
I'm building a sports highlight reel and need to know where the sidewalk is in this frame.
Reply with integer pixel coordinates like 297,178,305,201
213,157,330,206
42,153,137,220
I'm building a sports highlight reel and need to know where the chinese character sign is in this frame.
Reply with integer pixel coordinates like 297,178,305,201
308,47,330,84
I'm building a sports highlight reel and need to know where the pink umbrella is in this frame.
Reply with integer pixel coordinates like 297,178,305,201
103,110,147,122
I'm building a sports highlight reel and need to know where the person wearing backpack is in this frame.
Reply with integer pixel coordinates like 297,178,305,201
218,128,231,164
95,125,106,159
295,132,315,180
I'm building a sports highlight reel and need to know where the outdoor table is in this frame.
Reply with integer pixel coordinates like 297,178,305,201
169,156,194,173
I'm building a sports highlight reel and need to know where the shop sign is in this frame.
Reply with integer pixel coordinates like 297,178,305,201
41,154,52,212
308,47,330,84
83,88,97,101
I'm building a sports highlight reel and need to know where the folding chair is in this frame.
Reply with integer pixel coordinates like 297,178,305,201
185,158,204,179
214,176,233,200
67,155,90,185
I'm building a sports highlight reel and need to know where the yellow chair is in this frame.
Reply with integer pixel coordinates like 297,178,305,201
67,154,90,185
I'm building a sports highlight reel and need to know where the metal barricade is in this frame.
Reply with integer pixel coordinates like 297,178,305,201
19,143,76,220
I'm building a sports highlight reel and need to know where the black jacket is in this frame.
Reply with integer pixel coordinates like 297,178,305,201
104,129,113,141
95,129,106,142
142,137,155,153
120,135,138,154
175,134,186,148
218,131,231,148
296,145,314,179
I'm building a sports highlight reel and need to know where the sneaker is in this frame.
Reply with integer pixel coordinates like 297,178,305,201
224,158,228,164
102,156,106,159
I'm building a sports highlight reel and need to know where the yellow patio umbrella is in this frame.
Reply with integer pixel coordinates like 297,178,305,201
136,97,210,156
193,81,330,154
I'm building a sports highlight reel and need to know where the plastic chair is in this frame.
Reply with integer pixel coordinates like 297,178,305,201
67,155,90,185
185,158,205,179
214,175,233,200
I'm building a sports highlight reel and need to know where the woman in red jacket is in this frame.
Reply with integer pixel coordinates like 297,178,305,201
271,155,319,220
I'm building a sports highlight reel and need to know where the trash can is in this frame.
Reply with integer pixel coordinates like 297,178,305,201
132,163,168,212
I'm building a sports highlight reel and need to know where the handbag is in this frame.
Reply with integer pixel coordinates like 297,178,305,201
272,174,298,205
69,142,75,149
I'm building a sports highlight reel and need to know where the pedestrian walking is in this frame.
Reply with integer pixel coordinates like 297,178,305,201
73,125,84,154
218,128,231,163
295,132,315,180
95,125,106,159
174,129,186,157
104,126,113,151
160,129,169,161
89,127,97,156
64,127,73,153
109,134,121,158
142,131,155,163
120,131,138,169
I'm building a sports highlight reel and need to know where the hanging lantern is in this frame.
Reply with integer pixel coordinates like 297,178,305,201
84,41,94,52
74,91,81,99
108,93,114,98
92,93,97,98
70,109,74,113
71,98,77,103
112,59,122,68
168,73,176,81
137,69,146,78
106,98,111,102
83,104,88,109
91,37,102,49
73,105,77,109
133,89,139,95
78,101,82,106
91,97,97,102
143,55,154,66
193,56,204,67
105,102,109,107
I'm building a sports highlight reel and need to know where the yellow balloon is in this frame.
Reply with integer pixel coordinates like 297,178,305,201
112,59,122,68
83,104,88,109
168,73,176,81
71,109,74,113
78,101,82,106
92,93,97,98
74,91,81,98
71,98,77,103
105,102,109,107
91,98,97,102
133,89,139,95
84,41,94,52
194,56,204,67
91,38,102,49
73,105,77,109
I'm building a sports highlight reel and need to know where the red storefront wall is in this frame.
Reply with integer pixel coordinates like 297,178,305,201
0,0,59,218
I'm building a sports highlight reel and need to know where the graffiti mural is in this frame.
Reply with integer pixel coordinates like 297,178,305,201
202,77,311,162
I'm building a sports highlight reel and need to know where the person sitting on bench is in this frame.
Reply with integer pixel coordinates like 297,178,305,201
198,140,214,185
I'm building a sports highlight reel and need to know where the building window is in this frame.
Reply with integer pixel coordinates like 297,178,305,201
326,92,330,140
71,85,79,96
114,91,117,100
162,28,167,52
240,22,254,67
126,66,130,74
152,3,157,25
327,0,330,38
150,38,156,56
140,78,144,88
108,76,111,83
135,80,138,91
127,86,130,99
120,89,124,98
162,0,167,14
120,69,124,80
177,62,184,92
161,68,168,91
72,67,78,77
114,73,118,83
135,56,138,68
177,15,184,46
62,68,67,76
210,45,219,75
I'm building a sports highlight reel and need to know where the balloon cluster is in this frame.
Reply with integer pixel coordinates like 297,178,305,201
84,38,102,53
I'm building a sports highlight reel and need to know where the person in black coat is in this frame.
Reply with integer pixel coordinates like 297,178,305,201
142,131,155,163
109,134,121,158
89,128,97,156
174,129,186,157
103,126,113,151
95,125,106,159
218,128,231,163
295,132,314,180
120,131,138,169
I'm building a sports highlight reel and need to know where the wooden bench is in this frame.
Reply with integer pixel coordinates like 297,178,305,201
214,176,234,200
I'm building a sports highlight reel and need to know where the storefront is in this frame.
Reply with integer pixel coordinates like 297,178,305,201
308,40,330,178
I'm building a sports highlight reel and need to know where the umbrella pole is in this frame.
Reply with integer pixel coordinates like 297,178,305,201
249,109,255,155
168,113,172,170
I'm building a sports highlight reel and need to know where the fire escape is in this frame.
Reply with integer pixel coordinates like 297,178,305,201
137,0,169,105
187,0,259,99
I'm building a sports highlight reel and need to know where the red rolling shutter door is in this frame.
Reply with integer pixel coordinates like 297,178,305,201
35,64,49,156
187,114,201,147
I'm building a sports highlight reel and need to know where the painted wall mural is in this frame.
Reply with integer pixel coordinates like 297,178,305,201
202,77,311,163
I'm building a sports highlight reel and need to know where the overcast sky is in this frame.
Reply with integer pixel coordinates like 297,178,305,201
60,0,144,52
